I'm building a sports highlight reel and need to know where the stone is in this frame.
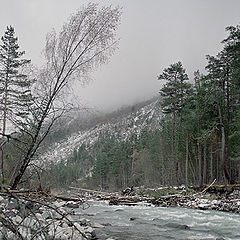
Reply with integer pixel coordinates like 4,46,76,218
198,203,211,210
42,210,51,219
115,209,124,212
85,226,94,234
48,225,63,238
62,221,69,228
53,226,65,238
165,223,190,230
51,210,62,219
102,223,112,226
54,201,65,208
35,213,45,222
78,218,90,226
211,199,219,204
65,201,80,209
74,222,85,232
12,215,22,224
85,232,92,240
59,207,67,215
92,222,104,228
73,232,84,240
7,231,15,240
18,226,32,239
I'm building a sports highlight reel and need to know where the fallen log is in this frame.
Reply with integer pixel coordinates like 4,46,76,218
199,179,216,195
53,195,83,202
108,196,148,206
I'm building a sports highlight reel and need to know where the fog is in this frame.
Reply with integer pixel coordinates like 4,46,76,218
0,0,239,112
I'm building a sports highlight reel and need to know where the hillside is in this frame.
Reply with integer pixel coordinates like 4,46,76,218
38,98,162,167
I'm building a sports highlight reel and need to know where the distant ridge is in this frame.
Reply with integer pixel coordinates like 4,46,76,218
38,97,162,166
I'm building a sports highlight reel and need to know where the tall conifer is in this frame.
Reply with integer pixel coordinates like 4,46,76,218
0,26,32,135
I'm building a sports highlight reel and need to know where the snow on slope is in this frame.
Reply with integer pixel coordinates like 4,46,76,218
39,99,162,166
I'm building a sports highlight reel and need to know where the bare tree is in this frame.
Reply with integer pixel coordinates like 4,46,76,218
8,3,121,189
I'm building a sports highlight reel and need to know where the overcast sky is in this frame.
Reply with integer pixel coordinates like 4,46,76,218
0,0,239,112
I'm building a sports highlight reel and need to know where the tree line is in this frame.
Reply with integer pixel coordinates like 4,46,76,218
50,24,240,190
158,25,240,186
0,14,238,190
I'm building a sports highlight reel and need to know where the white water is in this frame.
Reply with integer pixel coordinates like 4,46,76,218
76,201,240,240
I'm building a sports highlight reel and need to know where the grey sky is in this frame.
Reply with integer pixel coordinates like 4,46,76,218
0,0,239,112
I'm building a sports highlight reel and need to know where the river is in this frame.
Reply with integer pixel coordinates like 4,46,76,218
75,201,240,240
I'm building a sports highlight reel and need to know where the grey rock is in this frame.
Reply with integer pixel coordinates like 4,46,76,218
42,210,51,219
92,223,104,228
115,209,124,212
165,222,190,230
85,226,94,233
65,202,80,209
79,218,88,226
12,215,22,224
54,201,66,208
102,223,112,226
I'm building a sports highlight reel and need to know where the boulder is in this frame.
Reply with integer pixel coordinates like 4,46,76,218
65,201,80,209
12,215,22,224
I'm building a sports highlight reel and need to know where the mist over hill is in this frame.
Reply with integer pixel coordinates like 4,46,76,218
39,97,162,167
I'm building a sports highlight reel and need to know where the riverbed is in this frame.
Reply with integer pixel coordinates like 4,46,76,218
75,201,240,240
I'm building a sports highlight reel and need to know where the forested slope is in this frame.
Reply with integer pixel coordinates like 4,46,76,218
42,25,240,190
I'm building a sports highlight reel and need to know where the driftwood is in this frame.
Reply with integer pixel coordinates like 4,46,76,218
193,179,217,197
0,188,83,203
53,195,83,202
108,195,152,206
200,178,217,194
109,197,138,205
207,184,240,193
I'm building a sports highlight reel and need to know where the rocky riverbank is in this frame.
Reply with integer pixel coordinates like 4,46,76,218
0,192,107,240
1,184,239,239
92,184,240,214
151,191,240,213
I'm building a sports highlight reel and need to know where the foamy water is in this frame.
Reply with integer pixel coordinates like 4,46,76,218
75,201,240,239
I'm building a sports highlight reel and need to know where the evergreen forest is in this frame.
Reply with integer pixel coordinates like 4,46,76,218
1,22,240,191
43,25,240,190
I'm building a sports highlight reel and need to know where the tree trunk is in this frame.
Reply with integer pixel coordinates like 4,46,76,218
2,76,9,136
217,101,231,183
203,141,207,184
172,111,179,184
172,111,176,153
0,75,9,184
198,142,202,185
185,134,189,185
210,141,213,180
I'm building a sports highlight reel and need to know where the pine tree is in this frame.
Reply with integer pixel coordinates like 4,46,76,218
0,26,32,135
158,62,191,149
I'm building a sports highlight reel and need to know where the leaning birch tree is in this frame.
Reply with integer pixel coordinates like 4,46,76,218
9,3,121,189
